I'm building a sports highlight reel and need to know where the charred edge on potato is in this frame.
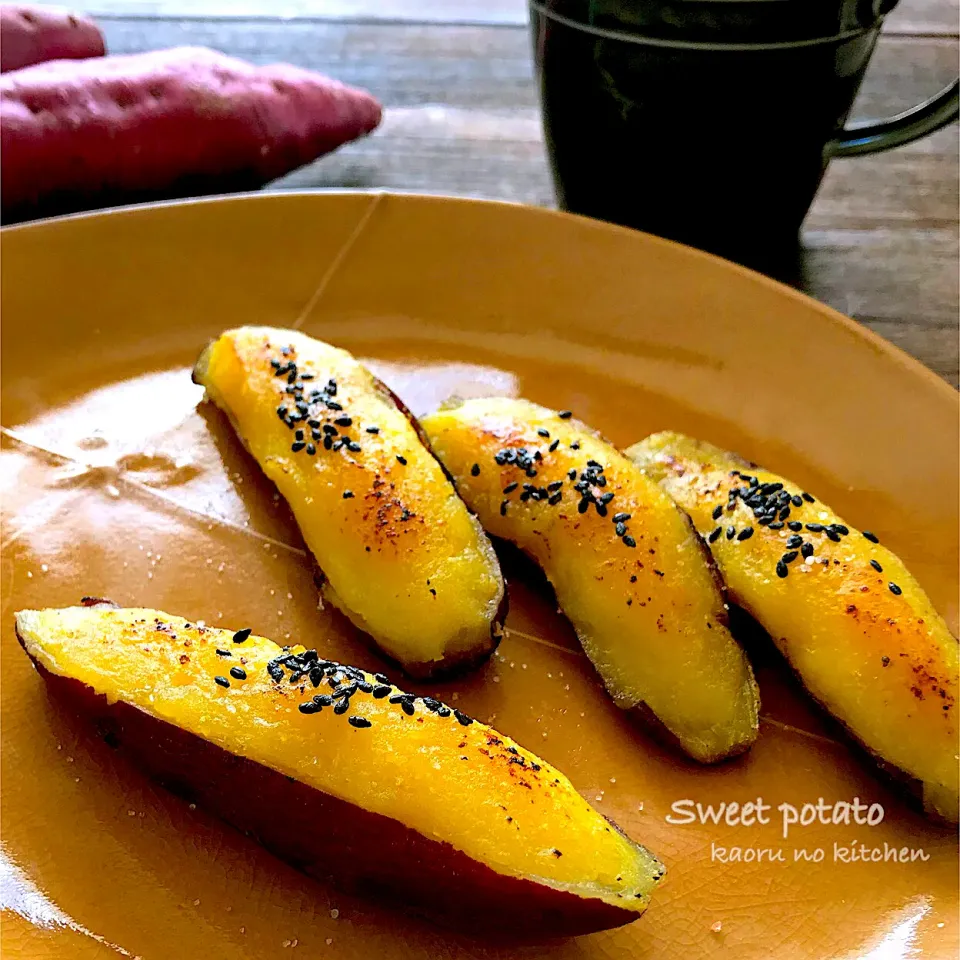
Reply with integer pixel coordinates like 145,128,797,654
195,337,506,681
23,660,648,937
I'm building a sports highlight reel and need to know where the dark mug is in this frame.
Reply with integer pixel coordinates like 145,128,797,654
530,0,959,271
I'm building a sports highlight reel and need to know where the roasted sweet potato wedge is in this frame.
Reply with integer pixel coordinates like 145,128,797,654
420,398,759,763
15,603,664,936
627,431,959,822
193,327,505,679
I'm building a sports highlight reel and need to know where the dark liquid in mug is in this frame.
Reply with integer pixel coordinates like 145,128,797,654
532,7,881,271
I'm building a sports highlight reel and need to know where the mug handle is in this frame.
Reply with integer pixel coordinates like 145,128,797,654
827,79,959,157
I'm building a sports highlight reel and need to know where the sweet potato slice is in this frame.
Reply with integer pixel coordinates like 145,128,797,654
193,327,506,679
15,604,663,935
420,398,759,763
627,431,959,822
0,4,105,73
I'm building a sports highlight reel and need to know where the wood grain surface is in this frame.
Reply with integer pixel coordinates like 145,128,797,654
84,3,960,382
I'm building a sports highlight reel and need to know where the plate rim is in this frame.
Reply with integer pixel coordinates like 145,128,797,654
2,188,956,407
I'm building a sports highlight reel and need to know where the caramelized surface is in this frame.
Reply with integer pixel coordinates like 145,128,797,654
1,194,957,960
194,327,504,676
421,398,758,762
628,432,959,821
16,605,661,912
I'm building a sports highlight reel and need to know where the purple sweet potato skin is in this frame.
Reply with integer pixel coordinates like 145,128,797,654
0,4,105,73
0,46,382,218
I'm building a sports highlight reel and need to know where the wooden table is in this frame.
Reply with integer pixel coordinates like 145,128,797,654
86,1,959,384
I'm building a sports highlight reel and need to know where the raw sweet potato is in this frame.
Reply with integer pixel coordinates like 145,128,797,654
0,46,382,219
0,4,104,73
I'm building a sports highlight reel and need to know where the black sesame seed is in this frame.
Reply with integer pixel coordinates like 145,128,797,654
558,410,573,419
454,709,474,726
779,506,791,521
343,490,354,499
787,521,803,532
791,495,803,507
596,503,608,518
314,694,333,707
863,530,879,543
396,455,407,466
825,529,841,542
365,426,380,435
830,524,850,536
802,492,815,503
577,499,590,514
599,492,615,505
806,523,825,532
326,400,343,411
401,700,416,716
335,416,353,427
782,551,799,564
322,435,333,450
295,429,304,441
570,441,580,450
291,442,306,452
622,535,637,548
306,443,316,455
761,482,783,495
349,716,372,728
568,468,578,480
548,492,562,505
870,559,883,572
229,666,247,681
267,663,284,682
233,628,251,644
615,522,627,537
785,535,803,549
215,648,231,657
889,582,902,596
471,463,480,476
726,526,736,540
776,561,788,578
503,482,518,494
298,701,320,714
549,439,560,452
708,527,722,543
214,676,230,688
801,543,814,558
309,667,324,687
537,428,550,438
347,441,362,453
712,504,724,520
372,685,392,699
613,512,631,523
737,527,754,541
334,699,351,715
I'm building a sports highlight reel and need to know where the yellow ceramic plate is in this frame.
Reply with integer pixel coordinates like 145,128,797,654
1,193,957,960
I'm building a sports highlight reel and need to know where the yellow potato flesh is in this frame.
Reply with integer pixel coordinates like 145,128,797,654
16,606,663,910
628,431,959,821
194,327,504,676
421,398,759,763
